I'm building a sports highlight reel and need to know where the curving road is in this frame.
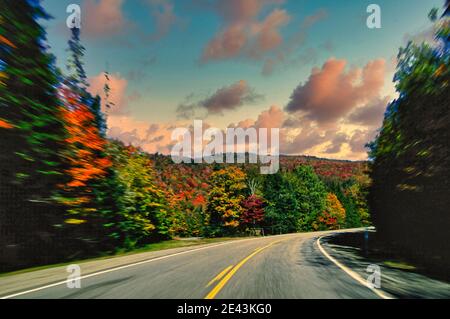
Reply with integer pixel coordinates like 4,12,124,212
1,230,382,299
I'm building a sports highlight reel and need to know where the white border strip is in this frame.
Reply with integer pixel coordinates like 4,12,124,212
317,236,393,300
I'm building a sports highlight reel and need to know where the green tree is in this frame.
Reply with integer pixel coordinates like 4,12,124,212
369,5,449,260
0,0,68,268
66,27,88,89
113,145,170,249
263,166,327,233
263,171,301,233
291,166,327,231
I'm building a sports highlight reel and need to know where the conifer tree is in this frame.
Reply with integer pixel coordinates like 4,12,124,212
58,25,118,253
0,0,68,267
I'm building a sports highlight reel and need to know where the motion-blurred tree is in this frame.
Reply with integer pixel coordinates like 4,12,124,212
57,26,120,255
0,0,68,267
369,4,449,262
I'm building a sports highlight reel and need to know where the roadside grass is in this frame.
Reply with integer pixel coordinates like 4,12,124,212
383,260,417,271
0,237,250,278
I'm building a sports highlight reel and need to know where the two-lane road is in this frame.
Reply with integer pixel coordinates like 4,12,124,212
2,231,382,299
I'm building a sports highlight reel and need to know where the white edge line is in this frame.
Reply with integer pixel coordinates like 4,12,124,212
1,234,298,299
317,236,393,300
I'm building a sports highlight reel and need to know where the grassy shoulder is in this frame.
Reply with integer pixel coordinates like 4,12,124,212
0,236,249,278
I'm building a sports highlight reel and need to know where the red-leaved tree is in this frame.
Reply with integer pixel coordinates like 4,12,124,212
240,195,265,230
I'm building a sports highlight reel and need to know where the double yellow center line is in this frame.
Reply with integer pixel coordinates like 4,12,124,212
205,239,285,299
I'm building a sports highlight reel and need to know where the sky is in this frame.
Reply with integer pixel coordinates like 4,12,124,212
41,0,444,160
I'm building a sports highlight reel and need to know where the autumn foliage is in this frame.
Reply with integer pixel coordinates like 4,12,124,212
241,195,266,229
314,193,346,231
59,86,111,193
206,166,247,236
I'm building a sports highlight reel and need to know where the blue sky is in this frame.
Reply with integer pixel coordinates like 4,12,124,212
41,0,444,159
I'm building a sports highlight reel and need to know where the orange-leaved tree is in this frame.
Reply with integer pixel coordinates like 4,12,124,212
206,166,247,236
314,193,346,231
58,85,112,223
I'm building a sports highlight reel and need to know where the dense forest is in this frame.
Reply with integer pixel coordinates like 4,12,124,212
0,0,448,273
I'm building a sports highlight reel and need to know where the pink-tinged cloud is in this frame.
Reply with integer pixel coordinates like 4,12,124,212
252,9,290,54
232,105,284,131
106,104,380,160
302,8,328,28
145,0,179,41
216,0,284,22
202,25,248,60
107,116,180,154
261,9,328,76
89,73,129,115
254,105,285,129
201,0,289,62
285,58,386,123
83,0,128,37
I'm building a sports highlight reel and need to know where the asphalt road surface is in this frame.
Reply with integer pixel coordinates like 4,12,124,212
2,231,383,299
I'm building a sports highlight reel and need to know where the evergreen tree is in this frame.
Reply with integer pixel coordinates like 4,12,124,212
263,166,327,233
0,0,68,268
58,25,120,254
263,172,301,234
291,166,327,231
369,5,449,261
66,27,88,89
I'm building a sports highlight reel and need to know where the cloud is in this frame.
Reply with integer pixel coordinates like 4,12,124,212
107,116,180,154
347,96,390,127
230,106,329,155
144,0,179,41
302,8,328,28
285,58,386,124
101,58,388,161
324,132,348,154
231,105,284,130
177,80,263,118
348,129,378,154
107,104,384,161
250,9,291,55
280,119,330,155
261,9,328,76
216,0,284,23
201,0,289,63
254,105,285,129
88,73,129,115
107,116,217,155
83,0,128,37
